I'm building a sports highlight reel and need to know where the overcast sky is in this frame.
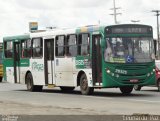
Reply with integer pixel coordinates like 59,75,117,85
0,0,160,41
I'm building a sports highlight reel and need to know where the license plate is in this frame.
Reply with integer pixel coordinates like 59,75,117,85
130,79,138,83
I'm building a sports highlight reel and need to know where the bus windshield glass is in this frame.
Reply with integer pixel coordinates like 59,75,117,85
104,37,154,63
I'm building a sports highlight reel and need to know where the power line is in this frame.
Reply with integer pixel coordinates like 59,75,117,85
110,0,122,24
152,10,160,58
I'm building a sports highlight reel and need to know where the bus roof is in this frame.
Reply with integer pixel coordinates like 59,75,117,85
3,34,30,41
30,28,76,38
3,24,153,41
76,25,104,33
106,24,152,28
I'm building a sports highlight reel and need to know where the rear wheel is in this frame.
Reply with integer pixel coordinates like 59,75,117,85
60,86,75,92
120,86,133,95
80,74,94,95
134,85,142,91
26,73,43,92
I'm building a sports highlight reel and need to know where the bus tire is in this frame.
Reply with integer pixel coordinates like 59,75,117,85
0,77,2,82
26,73,43,92
157,80,160,92
80,74,94,95
120,86,133,95
133,85,142,91
60,86,75,92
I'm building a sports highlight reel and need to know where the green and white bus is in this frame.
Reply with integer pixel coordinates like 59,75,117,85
3,24,155,95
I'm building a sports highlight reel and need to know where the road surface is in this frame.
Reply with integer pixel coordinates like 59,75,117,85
0,82,160,115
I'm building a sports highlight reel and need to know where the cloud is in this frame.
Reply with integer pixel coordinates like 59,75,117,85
0,0,159,41
15,0,111,10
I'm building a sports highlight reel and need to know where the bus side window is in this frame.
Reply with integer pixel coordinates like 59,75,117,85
32,38,43,58
66,34,77,57
21,41,25,58
78,33,90,56
21,39,32,58
4,41,13,58
55,35,65,57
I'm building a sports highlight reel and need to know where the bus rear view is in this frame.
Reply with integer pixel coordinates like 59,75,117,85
103,24,155,94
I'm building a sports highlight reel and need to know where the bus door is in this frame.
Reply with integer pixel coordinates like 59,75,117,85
92,34,102,85
13,42,20,83
44,38,55,85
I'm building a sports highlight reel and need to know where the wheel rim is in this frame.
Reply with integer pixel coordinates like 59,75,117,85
81,78,88,91
134,85,138,90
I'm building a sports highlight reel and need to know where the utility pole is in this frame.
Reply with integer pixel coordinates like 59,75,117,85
110,0,121,24
152,10,160,59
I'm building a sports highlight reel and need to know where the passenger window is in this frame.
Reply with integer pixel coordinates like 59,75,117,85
78,34,90,56
55,35,65,57
4,41,13,58
32,38,43,58
21,39,32,58
66,34,77,57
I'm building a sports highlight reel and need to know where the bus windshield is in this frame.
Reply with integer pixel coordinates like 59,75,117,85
104,37,154,63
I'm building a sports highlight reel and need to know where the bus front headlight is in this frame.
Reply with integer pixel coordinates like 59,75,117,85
106,69,111,74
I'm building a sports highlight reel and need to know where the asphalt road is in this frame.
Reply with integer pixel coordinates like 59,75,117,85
0,82,160,115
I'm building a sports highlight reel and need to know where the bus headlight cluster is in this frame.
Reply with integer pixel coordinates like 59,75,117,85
110,72,119,78
106,69,119,78
106,69,111,74
111,73,119,78
147,70,155,77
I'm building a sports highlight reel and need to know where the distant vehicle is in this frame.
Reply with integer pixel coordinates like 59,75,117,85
134,60,160,91
155,60,160,91
0,42,3,82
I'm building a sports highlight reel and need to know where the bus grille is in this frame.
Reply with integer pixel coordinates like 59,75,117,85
114,63,153,84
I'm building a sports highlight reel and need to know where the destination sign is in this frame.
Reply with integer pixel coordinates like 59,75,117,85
112,27,148,34
106,25,152,34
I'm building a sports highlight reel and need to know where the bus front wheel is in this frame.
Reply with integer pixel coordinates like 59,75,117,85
80,74,94,95
26,73,42,92
157,80,160,92
120,86,133,95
